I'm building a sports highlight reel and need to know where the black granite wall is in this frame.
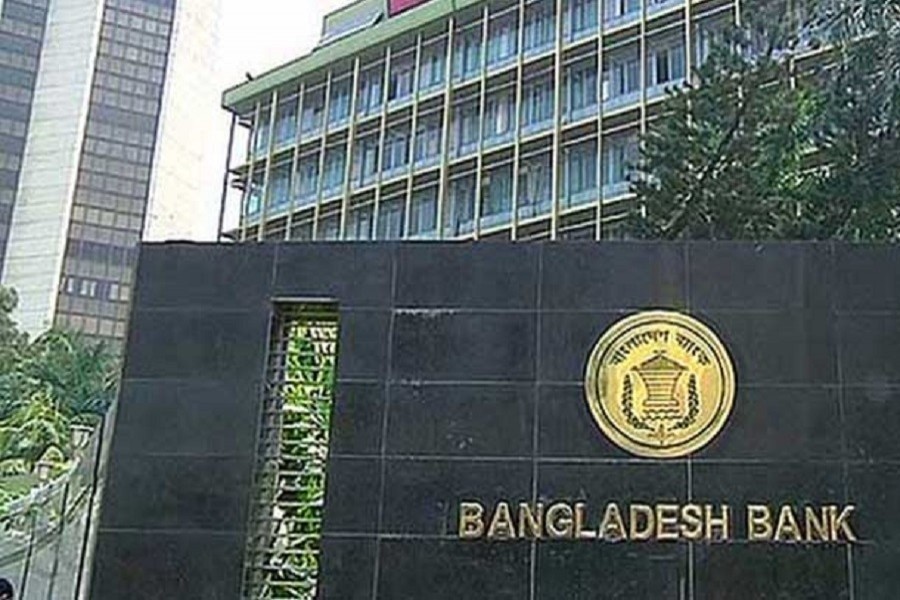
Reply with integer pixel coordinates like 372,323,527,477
91,242,900,599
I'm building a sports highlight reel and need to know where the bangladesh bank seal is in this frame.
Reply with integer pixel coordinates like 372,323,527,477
584,311,736,458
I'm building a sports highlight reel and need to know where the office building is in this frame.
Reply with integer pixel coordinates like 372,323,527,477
0,0,221,344
221,0,735,243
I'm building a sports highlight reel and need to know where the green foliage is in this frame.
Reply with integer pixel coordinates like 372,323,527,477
0,286,118,508
630,0,900,241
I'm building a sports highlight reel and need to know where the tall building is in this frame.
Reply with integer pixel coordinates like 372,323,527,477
221,0,735,244
0,0,221,345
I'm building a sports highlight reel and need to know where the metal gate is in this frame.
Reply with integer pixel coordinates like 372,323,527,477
243,304,339,599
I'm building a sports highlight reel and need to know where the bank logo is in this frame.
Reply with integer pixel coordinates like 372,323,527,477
584,311,735,458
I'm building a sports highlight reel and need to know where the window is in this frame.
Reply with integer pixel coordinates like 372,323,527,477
647,41,686,89
414,115,442,166
564,60,598,121
328,77,352,126
319,214,340,240
352,135,379,188
357,67,384,116
269,164,292,208
275,100,298,146
301,89,325,134
487,13,518,67
322,147,345,196
253,108,271,155
565,0,598,40
481,165,513,222
346,205,373,240
419,40,447,91
484,91,515,143
445,176,476,236
603,52,641,102
519,155,552,217
451,101,480,157
410,187,438,236
294,155,320,203
377,198,405,240
453,26,482,81
383,129,410,175
524,0,556,53
563,140,597,207
522,76,554,131
389,55,415,104
602,135,638,196
604,0,640,23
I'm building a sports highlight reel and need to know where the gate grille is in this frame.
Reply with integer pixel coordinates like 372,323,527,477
243,305,338,599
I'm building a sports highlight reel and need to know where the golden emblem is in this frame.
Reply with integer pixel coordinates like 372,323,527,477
584,311,735,458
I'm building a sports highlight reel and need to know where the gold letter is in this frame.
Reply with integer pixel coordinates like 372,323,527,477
546,503,574,539
680,504,704,541
599,503,627,542
829,505,858,543
774,505,803,542
487,502,516,540
459,502,485,539
747,505,773,541
656,504,680,541
705,505,731,541
518,502,544,539
574,502,597,539
629,504,655,541
804,506,829,542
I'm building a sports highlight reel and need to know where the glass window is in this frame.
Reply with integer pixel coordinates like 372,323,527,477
445,175,476,236
352,135,379,188
328,77,352,126
275,99,298,146
322,147,346,196
383,129,410,174
524,0,556,53
410,187,438,236
487,13,518,67
564,60,598,119
269,164,292,208
419,40,447,92
453,26,482,81
346,205,373,240
484,91,515,142
253,107,271,155
647,41,686,87
377,197,406,240
357,67,384,116
301,89,325,134
522,76,554,130
481,164,513,219
565,0,598,40
414,115,443,166
451,101,480,157
563,140,597,207
295,154,320,203
602,134,638,192
519,154,552,217
603,52,641,100
389,54,415,104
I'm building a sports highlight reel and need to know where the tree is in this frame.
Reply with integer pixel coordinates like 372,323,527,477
629,0,900,241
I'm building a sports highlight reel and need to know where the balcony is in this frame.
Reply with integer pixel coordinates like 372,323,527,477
603,90,641,112
648,0,683,17
483,130,515,149
452,140,479,159
646,78,686,101
602,181,631,201
563,187,598,209
603,9,640,30
480,210,512,230
414,154,441,171
382,163,410,181
522,118,554,137
563,103,598,124
518,198,552,220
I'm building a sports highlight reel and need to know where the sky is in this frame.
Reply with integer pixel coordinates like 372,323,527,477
204,0,352,238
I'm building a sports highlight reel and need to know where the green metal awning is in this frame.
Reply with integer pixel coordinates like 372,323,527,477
222,0,482,114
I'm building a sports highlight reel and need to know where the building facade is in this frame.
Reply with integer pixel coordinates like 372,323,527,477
0,0,221,344
222,0,735,244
